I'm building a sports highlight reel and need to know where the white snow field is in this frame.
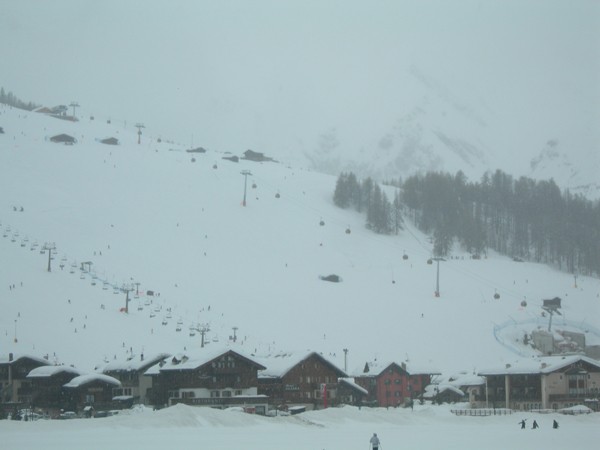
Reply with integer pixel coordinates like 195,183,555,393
1,403,598,450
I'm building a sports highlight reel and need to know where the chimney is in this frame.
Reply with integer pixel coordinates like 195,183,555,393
401,362,407,371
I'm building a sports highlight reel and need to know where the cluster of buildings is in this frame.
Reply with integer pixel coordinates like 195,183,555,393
1,348,599,419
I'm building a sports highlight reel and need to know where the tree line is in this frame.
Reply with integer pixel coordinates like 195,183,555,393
401,169,600,276
333,169,599,277
0,87,39,111
333,172,403,235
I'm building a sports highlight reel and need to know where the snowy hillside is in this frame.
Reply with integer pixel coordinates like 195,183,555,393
1,105,599,376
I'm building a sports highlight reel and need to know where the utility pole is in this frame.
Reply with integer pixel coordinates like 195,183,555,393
69,101,80,119
232,326,238,342
135,282,141,296
14,319,17,343
240,170,252,206
432,257,445,297
135,123,145,145
42,242,56,272
121,283,134,313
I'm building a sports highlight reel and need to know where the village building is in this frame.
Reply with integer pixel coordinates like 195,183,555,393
256,351,347,410
99,353,169,406
424,372,485,405
26,365,84,414
145,348,267,414
0,353,50,410
337,377,369,406
352,360,439,408
478,355,600,411
62,373,122,414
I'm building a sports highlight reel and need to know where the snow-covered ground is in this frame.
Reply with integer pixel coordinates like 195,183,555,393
1,403,598,450
1,104,599,376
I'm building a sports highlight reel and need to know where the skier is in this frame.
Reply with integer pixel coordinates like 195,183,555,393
519,419,526,429
532,420,539,429
553,419,559,429
370,433,380,450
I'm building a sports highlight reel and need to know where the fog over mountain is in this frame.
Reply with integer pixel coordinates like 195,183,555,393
1,0,598,195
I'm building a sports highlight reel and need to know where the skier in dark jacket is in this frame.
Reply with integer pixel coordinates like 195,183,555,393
532,420,539,429
519,419,526,429
553,419,559,429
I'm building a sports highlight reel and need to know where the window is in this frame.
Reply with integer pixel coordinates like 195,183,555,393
85,394,95,404
182,391,195,399
222,391,232,398
235,390,242,396
210,391,220,398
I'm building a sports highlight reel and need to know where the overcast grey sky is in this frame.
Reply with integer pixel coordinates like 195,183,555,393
1,0,598,168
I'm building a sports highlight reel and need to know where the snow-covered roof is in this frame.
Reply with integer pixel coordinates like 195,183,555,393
27,365,84,378
349,359,440,378
478,355,600,376
256,350,346,379
339,377,368,395
99,353,170,373
145,347,264,376
63,373,121,388
0,353,51,366
423,383,465,399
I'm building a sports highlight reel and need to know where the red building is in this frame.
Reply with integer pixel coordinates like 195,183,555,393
353,360,438,407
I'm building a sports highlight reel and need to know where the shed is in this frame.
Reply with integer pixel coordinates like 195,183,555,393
50,134,76,145
100,137,119,145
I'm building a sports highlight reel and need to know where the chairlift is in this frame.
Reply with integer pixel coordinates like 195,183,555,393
345,228,351,234
189,330,196,337
102,282,109,290
319,219,325,226
403,253,409,260
162,318,168,326
149,312,156,318
275,192,280,199
80,273,85,280
176,325,182,332
427,258,433,265
212,164,218,169
191,157,196,163
137,305,143,311
521,300,527,307
494,291,500,300
252,183,257,189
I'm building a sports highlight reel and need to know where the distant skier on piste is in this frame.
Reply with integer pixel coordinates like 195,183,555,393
519,419,526,429
370,433,380,450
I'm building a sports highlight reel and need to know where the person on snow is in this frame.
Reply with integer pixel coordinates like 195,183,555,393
370,433,380,450
532,420,539,429
519,419,526,429
553,419,559,429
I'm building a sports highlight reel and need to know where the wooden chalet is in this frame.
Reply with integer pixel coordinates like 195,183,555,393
0,353,50,408
26,365,84,413
99,352,169,406
479,355,600,411
50,133,76,144
256,351,347,410
62,374,121,413
145,348,267,414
